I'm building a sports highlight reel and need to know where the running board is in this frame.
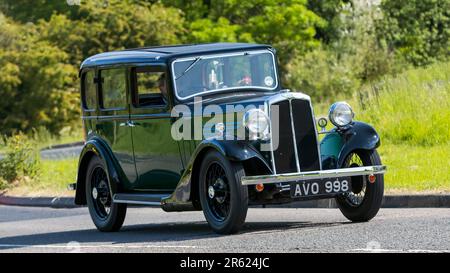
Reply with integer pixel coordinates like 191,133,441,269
113,193,170,206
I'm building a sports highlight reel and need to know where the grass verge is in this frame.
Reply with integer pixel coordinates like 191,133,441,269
379,143,450,194
3,159,77,197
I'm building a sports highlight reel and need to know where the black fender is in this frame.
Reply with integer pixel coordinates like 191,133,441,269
337,121,381,167
74,137,123,205
161,139,271,211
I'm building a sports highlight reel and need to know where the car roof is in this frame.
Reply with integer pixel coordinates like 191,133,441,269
80,43,273,70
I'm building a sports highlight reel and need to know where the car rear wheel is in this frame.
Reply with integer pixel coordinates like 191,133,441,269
85,156,127,232
199,150,248,234
336,149,384,222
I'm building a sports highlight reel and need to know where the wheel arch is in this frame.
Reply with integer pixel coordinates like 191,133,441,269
337,121,381,167
320,121,381,169
75,139,122,205
162,139,271,211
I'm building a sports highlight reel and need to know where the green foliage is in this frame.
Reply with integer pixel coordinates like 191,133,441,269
0,15,79,135
0,178,7,190
0,1,185,136
307,0,349,43
38,1,185,67
353,62,450,146
286,1,404,101
376,0,450,66
0,133,40,184
0,0,75,23
167,0,325,74
285,47,360,101
0,0,449,143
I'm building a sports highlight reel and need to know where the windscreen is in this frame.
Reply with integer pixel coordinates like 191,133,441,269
173,51,278,99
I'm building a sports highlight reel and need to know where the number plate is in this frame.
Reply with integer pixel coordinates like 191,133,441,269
290,177,352,198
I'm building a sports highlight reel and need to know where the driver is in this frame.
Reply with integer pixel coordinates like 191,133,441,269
237,75,252,86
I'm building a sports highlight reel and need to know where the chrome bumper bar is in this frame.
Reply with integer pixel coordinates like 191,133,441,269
241,165,386,185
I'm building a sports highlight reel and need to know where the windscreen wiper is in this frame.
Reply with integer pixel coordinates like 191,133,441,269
175,57,202,81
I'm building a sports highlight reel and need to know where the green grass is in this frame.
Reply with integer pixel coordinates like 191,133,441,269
352,62,450,146
379,143,450,193
5,159,78,197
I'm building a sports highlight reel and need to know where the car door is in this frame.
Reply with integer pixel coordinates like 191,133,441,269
95,67,137,189
129,65,183,191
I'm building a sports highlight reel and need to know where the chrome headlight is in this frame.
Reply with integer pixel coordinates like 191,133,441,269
328,102,354,127
243,109,269,134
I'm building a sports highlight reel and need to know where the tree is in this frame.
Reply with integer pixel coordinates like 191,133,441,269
37,1,186,67
164,0,325,79
0,14,78,135
376,0,450,66
0,0,75,23
307,0,351,43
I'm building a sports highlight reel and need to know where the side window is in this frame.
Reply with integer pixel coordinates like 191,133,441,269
82,70,96,110
100,68,127,109
133,67,167,107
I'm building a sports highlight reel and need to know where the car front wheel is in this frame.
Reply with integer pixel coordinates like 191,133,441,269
336,149,384,222
199,150,248,234
85,156,127,232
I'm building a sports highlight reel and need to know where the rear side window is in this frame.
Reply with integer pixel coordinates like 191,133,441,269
82,70,96,110
100,68,127,109
133,67,166,107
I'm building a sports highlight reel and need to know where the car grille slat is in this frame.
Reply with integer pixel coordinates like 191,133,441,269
291,99,321,171
269,98,320,174
270,100,297,173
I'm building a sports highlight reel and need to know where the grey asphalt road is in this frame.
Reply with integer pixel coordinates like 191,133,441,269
0,145,83,160
39,145,83,160
0,205,449,253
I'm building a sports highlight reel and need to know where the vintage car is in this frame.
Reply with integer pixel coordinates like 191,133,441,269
74,43,386,234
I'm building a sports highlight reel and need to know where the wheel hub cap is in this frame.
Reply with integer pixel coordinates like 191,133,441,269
92,187,98,200
208,186,215,199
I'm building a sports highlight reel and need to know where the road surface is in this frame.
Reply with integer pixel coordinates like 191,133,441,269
0,206,449,253
0,144,83,160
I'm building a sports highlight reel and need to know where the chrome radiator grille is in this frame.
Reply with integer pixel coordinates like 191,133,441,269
269,98,321,174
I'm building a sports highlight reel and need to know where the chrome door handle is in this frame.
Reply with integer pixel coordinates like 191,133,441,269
119,121,140,127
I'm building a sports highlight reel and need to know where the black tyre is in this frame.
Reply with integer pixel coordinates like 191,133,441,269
336,149,384,222
199,150,248,234
85,156,127,232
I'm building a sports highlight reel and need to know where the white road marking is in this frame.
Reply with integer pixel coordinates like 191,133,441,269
352,248,450,253
0,244,203,249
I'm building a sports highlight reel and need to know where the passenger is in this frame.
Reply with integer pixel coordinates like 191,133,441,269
158,73,168,104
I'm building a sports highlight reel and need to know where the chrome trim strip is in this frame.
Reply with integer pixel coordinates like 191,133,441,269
241,165,386,185
267,101,277,174
288,99,301,172
112,198,161,206
308,100,323,170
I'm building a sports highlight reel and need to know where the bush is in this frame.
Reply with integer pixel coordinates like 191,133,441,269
285,47,360,101
0,133,40,185
0,178,8,190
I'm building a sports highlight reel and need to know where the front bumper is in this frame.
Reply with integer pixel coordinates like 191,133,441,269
241,165,386,185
